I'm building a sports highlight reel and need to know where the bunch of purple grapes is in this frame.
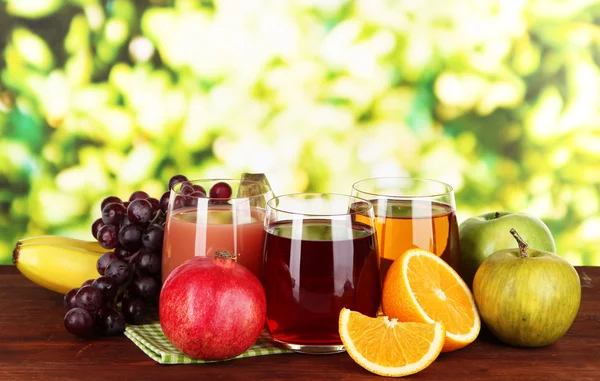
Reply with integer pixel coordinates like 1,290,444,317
62,175,192,337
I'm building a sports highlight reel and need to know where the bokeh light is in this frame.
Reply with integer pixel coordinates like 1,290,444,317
0,0,599,266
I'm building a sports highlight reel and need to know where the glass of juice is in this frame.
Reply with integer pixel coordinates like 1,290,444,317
351,177,459,280
263,193,381,354
162,179,274,282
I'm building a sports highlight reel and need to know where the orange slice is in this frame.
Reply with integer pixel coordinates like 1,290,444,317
382,248,480,352
339,308,445,377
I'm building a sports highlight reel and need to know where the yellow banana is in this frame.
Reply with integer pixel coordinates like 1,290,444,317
13,242,102,294
18,235,106,253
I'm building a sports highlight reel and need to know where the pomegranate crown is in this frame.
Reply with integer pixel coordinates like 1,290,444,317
215,250,236,260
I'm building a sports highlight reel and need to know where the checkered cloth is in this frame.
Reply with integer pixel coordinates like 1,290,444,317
125,321,292,364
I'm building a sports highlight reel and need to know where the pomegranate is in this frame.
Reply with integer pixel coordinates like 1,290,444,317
159,250,266,360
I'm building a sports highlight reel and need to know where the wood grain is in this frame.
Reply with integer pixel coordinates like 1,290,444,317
0,266,598,381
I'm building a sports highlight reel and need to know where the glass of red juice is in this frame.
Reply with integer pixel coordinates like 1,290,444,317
162,179,274,282
263,193,381,354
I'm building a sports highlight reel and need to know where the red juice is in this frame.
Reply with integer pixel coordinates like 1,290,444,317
263,219,380,347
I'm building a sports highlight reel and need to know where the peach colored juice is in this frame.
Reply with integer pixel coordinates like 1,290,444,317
162,205,266,281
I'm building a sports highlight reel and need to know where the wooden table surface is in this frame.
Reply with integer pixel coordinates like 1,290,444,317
0,265,598,381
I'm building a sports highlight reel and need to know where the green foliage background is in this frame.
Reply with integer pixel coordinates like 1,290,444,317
1,0,598,265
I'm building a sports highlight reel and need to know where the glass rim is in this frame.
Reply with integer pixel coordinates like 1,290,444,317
266,192,373,217
351,176,454,199
171,178,272,200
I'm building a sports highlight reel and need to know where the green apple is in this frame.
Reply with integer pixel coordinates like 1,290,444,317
458,211,556,288
473,229,580,347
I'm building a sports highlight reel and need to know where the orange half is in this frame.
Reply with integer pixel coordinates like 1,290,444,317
382,248,480,352
339,308,445,377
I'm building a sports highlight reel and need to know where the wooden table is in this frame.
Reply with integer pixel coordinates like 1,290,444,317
1,266,598,380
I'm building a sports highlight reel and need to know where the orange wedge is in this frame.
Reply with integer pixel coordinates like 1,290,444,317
382,248,480,352
339,308,445,377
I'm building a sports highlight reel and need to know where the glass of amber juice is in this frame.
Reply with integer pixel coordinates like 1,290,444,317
351,177,459,280
162,179,274,282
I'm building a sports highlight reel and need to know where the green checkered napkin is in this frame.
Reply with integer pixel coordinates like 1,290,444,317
125,322,292,364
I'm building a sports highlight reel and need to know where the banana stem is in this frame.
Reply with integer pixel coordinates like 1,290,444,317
12,242,21,265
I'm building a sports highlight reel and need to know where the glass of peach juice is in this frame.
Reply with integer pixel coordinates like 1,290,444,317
161,179,274,282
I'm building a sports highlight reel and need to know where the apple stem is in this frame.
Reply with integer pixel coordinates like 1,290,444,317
494,212,500,219
510,228,529,258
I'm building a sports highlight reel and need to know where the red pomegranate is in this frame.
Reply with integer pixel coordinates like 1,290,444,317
159,250,266,360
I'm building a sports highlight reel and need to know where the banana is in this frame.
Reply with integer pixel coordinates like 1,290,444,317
18,235,106,253
13,242,102,294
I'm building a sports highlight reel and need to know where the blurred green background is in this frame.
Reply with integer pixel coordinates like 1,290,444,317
1,0,598,266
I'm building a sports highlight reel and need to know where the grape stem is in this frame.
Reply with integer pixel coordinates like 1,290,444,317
510,228,529,258
150,210,166,226
115,269,136,305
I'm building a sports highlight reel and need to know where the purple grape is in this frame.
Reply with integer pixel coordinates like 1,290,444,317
120,215,132,228
101,202,127,225
123,201,130,209
114,245,131,259
105,259,131,285
135,248,161,276
101,196,122,211
127,199,154,225
75,285,104,312
101,300,117,310
168,174,188,190
209,182,232,199
81,279,95,287
122,248,140,264
97,307,126,336
208,198,229,206
147,197,160,211
122,296,146,325
192,184,206,194
159,191,170,213
118,223,144,250
185,191,206,207
172,196,184,210
64,288,79,310
130,276,160,302
97,224,119,249
180,185,195,196
97,251,122,276
91,218,105,239
64,308,95,337
141,224,164,251
92,276,118,301
129,191,149,201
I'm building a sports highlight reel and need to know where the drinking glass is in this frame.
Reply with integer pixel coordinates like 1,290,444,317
162,179,274,282
351,177,459,280
263,193,381,354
